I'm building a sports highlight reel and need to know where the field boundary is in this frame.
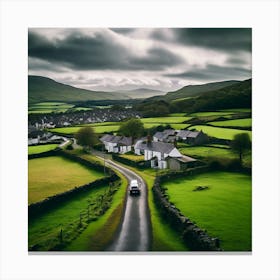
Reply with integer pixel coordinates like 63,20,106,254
152,167,222,251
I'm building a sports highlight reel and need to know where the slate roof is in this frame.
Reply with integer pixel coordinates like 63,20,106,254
187,131,200,138
175,155,197,163
153,131,164,140
177,130,191,138
100,134,132,146
100,134,115,142
139,141,175,154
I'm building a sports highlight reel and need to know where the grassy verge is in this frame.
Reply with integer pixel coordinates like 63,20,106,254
65,161,127,251
163,171,252,251
29,180,121,251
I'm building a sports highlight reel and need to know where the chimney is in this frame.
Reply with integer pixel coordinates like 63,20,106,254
147,134,152,147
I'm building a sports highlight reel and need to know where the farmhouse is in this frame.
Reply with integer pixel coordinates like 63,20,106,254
135,139,198,170
176,130,208,145
100,134,133,154
153,129,176,143
153,129,208,145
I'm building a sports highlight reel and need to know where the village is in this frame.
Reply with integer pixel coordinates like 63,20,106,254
100,128,208,171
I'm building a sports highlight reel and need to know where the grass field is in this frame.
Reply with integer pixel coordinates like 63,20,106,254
50,125,120,135
28,144,58,155
189,111,235,117
179,145,252,166
28,156,104,204
143,123,189,130
28,102,92,114
190,125,252,140
140,116,192,124
220,108,251,113
163,171,252,251
29,173,126,251
119,154,145,162
209,118,252,128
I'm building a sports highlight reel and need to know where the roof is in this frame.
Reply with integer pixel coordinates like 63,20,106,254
176,155,197,163
100,134,115,142
187,131,200,138
177,130,191,138
139,141,175,154
177,130,201,139
100,134,132,146
153,131,164,139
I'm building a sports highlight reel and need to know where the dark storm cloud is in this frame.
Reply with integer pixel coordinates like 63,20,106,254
151,28,251,52
110,28,135,34
165,64,251,81
129,48,183,70
28,31,182,71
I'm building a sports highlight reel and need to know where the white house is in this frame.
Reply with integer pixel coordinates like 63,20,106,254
100,134,133,154
134,140,182,169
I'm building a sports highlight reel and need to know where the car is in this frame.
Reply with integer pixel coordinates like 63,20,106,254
129,180,141,195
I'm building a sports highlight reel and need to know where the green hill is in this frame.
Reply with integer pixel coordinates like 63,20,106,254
148,80,240,102
172,78,252,113
28,76,130,104
136,79,251,116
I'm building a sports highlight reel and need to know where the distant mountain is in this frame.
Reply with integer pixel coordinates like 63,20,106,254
28,76,166,103
117,88,166,99
28,76,131,104
147,80,240,102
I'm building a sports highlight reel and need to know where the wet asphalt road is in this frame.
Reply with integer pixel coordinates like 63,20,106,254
101,158,152,252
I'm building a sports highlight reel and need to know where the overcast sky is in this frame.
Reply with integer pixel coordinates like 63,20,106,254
28,28,252,92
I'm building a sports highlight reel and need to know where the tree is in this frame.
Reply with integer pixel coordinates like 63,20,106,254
75,127,97,150
231,133,251,166
118,118,144,142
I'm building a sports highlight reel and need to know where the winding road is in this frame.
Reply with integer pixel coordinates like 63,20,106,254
95,153,152,252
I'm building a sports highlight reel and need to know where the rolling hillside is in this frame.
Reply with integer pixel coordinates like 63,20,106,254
136,79,252,115
148,80,240,102
28,76,131,104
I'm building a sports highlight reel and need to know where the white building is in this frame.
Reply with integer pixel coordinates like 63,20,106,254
134,140,182,169
100,134,133,154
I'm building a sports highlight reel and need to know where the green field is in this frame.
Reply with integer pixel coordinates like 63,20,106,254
190,125,252,140
220,108,251,113
209,118,252,128
50,125,120,135
179,145,251,166
28,144,58,155
28,102,92,114
119,154,145,162
163,171,252,251
28,156,104,204
141,116,192,124
189,111,235,117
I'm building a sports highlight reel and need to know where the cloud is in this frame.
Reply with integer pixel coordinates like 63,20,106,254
129,48,183,70
151,28,251,53
110,28,135,34
28,30,183,71
177,28,251,52
165,64,251,81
